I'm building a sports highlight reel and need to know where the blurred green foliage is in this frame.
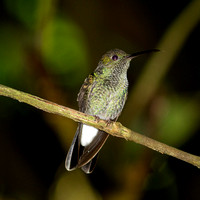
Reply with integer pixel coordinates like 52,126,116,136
0,0,200,200
5,0,39,29
158,96,200,146
0,25,25,86
41,16,89,87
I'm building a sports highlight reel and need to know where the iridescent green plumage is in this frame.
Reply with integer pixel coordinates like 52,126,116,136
65,48,159,173
79,49,129,121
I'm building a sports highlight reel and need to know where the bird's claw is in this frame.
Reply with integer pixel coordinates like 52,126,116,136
94,115,100,122
105,119,113,127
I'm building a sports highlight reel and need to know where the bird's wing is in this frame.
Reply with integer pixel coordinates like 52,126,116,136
66,73,109,173
77,73,95,112
77,73,109,173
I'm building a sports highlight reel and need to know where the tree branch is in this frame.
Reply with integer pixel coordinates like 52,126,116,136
0,84,200,168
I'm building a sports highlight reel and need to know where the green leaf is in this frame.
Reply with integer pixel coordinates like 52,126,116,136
0,25,25,86
41,17,89,87
4,0,39,30
158,96,200,146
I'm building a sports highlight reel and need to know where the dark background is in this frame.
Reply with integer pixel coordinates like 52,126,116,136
0,0,200,199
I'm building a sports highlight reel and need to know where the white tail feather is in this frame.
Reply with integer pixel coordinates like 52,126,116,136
81,124,98,146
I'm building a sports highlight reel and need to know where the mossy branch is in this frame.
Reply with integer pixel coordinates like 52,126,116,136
0,84,200,168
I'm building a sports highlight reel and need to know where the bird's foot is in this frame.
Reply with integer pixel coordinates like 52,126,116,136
94,115,100,122
105,119,113,127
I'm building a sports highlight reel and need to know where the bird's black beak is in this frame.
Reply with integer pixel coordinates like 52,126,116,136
127,49,160,59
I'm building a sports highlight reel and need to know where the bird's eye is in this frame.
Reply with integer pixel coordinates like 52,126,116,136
112,55,118,61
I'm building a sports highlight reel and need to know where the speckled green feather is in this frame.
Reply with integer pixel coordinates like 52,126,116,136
78,49,130,121
65,48,159,173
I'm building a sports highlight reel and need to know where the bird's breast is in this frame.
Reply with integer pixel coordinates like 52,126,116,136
86,78,128,120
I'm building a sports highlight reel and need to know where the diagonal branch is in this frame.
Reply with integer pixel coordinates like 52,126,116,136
0,84,200,168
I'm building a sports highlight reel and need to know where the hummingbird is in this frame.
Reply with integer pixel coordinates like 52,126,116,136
65,48,159,173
